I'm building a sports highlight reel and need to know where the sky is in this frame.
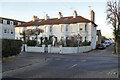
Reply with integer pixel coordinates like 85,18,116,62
0,0,114,38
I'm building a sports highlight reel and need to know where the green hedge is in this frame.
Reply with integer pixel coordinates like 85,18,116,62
2,39,22,58
82,41,91,46
27,40,37,46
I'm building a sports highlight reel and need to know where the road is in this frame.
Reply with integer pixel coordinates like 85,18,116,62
2,44,120,78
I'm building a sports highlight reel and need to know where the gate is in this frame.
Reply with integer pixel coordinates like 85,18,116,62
45,46,48,53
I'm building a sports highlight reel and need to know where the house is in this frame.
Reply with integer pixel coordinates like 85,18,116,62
15,10,97,49
0,17,25,39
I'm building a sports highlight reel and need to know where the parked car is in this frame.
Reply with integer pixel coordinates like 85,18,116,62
97,43,106,49
104,41,110,47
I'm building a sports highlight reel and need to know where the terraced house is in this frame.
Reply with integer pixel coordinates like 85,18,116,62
15,10,97,49
0,17,25,39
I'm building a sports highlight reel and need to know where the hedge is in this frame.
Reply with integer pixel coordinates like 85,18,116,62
2,39,22,58
27,40,37,46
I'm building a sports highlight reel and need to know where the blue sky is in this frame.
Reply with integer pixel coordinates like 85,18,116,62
0,1,114,38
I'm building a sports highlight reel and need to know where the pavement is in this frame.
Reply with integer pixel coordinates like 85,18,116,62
2,44,120,78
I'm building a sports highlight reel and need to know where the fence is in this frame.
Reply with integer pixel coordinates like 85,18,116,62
24,44,92,54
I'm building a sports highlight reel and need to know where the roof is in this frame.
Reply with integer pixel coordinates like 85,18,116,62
0,17,25,23
16,16,97,27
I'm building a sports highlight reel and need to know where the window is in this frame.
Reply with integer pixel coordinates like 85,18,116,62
61,25,64,32
14,22,17,25
50,26,52,32
79,24,83,31
85,24,87,31
11,30,13,34
4,29,7,33
66,25,68,32
10,21,13,25
18,22,21,25
3,20,7,24
45,26,48,32
7,21,10,24
71,24,75,32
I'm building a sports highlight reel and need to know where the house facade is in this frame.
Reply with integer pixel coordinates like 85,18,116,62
15,10,97,49
0,17,25,39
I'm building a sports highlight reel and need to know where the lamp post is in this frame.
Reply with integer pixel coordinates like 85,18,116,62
77,34,81,53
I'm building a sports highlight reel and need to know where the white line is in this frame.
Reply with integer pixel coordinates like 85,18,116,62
71,64,78,68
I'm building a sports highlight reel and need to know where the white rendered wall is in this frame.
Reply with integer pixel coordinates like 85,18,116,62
2,24,15,39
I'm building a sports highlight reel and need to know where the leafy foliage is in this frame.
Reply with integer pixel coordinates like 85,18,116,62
2,39,22,58
27,40,37,46
82,41,91,46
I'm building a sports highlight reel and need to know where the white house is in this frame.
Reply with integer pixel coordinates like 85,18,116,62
0,17,25,39
15,10,97,49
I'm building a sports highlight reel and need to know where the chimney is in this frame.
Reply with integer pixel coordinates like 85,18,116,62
32,16,38,21
58,12,63,19
73,10,78,18
45,14,49,20
91,10,95,22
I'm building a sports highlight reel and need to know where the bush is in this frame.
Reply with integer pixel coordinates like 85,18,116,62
27,40,37,46
82,41,91,46
2,39,22,58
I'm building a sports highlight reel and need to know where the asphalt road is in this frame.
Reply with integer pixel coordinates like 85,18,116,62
2,44,120,78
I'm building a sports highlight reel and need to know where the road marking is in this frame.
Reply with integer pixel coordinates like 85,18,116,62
81,60,87,62
71,64,78,68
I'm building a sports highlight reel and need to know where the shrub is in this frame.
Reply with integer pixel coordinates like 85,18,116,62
27,40,37,46
82,41,91,46
2,39,22,58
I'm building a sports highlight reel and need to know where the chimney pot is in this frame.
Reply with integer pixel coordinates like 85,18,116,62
58,12,63,19
73,10,78,18
91,10,95,22
32,16,38,21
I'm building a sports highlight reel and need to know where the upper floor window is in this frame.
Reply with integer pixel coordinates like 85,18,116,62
7,21,10,24
14,22,17,25
61,25,64,32
3,20,7,24
71,24,75,32
85,23,87,31
10,21,13,25
66,25,69,32
50,26,52,32
11,30,13,34
45,26,48,32
18,22,21,25
79,24,83,31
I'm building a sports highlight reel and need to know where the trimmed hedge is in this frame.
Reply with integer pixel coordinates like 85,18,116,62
2,39,22,58
27,40,37,46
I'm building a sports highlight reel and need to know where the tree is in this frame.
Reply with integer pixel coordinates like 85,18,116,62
20,31,26,44
106,0,120,54
26,28,44,45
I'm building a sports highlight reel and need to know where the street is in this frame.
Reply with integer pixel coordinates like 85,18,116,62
2,44,120,78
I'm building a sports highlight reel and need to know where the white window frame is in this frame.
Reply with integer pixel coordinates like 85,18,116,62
18,22,21,25
66,25,69,32
61,25,64,32
50,26,52,32
10,21,13,25
3,20,7,24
